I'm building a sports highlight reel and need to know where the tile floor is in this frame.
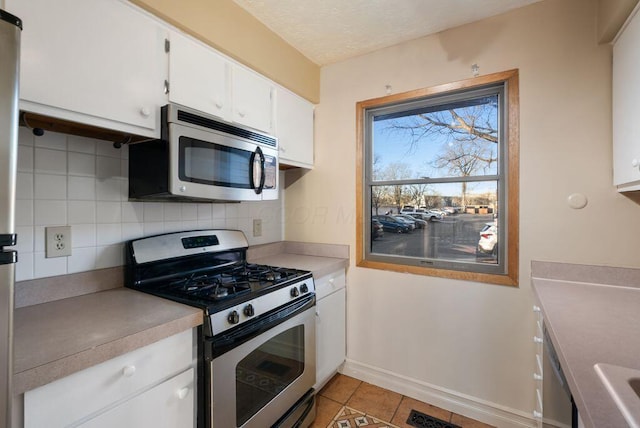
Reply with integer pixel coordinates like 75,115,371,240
312,374,495,428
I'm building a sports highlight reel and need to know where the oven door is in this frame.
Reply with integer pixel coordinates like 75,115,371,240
168,122,278,201
208,297,316,428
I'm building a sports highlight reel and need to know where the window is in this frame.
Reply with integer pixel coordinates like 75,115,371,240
356,70,519,286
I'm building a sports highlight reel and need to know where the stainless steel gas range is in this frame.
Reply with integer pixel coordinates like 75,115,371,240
126,229,316,428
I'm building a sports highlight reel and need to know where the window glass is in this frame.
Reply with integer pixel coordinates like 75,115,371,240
358,70,518,285
372,95,499,179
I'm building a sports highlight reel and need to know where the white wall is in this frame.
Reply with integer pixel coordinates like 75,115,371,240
14,127,283,281
284,0,640,425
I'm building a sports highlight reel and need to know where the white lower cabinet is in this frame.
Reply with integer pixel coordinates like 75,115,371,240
533,305,544,428
315,270,346,390
79,368,194,428
23,330,195,428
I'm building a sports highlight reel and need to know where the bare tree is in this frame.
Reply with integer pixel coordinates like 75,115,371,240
371,155,385,215
384,101,498,206
382,162,412,212
423,192,443,209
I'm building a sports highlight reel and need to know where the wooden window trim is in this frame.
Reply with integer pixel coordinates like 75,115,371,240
355,69,519,287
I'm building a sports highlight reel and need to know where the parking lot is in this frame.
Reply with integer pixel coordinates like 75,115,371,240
371,214,496,263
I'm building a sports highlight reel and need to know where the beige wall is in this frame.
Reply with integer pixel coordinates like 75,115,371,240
130,0,320,103
284,0,640,423
598,0,639,42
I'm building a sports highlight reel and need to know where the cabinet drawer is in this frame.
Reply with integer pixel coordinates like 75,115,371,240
24,330,193,428
315,270,346,300
79,368,194,428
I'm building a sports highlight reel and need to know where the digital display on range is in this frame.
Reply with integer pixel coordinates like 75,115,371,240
181,235,220,249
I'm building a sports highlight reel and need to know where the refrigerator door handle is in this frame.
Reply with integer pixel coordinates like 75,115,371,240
0,234,17,265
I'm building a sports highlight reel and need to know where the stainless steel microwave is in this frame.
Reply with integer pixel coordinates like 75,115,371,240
129,104,278,202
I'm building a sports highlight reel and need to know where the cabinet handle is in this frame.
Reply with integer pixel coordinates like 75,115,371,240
633,159,639,168
533,410,542,419
214,100,224,109
163,79,170,95
140,107,151,118
122,365,136,377
176,387,190,400
533,373,543,381
315,309,320,317
238,110,246,118
532,305,541,313
533,336,543,344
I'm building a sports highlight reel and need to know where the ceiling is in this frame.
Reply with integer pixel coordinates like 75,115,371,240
232,0,543,66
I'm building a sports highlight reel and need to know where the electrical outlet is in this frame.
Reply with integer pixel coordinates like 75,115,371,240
253,219,262,237
45,226,72,258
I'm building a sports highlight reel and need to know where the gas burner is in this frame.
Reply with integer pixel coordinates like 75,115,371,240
127,230,314,311
264,271,282,282
210,286,229,300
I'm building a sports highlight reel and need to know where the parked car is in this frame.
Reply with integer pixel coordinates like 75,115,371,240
423,210,443,221
372,215,411,233
371,218,384,240
395,214,427,229
442,207,457,215
476,222,498,258
392,215,416,230
401,206,426,214
432,208,448,216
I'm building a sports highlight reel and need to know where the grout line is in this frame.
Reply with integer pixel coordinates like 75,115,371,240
389,394,404,425
343,378,363,406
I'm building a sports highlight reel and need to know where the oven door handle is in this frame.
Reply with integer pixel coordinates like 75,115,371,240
207,294,315,359
249,146,266,194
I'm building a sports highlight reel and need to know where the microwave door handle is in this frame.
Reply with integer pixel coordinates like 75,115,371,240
249,147,266,194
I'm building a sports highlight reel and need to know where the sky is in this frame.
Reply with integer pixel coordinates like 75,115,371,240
370,95,500,200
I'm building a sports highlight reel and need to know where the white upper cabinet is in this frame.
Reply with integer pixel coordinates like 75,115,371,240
613,4,640,191
231,65,274,133
168,33,274,134
168,30,230,121
7,0,168,138
275,88,314,168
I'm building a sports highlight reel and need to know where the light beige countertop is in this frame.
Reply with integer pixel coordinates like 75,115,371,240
13,241,348,395
531,261,640,428
13,287,202,394
247,241,349,278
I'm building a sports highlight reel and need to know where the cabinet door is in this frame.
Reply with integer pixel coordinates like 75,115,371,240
79,368,195,428
24,330,193,428
276,88,314,168
315,287,346,390
168,30,230,120
613,7,640,189
232,65,274,133
7,0,167,136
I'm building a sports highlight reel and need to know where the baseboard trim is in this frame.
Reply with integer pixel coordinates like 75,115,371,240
340,359,569,428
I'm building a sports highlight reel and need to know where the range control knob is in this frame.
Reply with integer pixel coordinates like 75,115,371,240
243,304,255,317
300,283,309,293
290,287,300,298
227,310,240,324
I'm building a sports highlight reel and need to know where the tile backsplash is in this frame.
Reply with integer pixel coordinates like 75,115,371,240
14,127,284,281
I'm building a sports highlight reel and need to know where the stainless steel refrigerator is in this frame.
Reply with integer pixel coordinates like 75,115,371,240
0,8,21,428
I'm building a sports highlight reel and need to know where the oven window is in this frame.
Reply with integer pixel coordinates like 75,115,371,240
179,136,252,189
236,325,305,426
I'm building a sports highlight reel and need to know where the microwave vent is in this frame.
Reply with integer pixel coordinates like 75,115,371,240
177,109,277,148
